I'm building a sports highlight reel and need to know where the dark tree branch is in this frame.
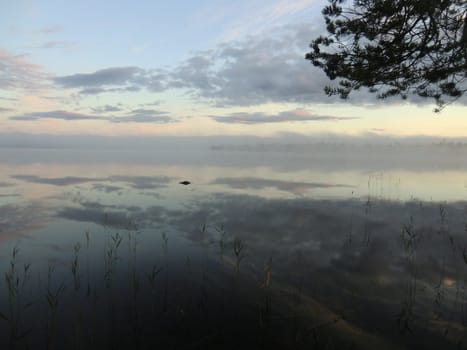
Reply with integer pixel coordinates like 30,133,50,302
306,0,467,111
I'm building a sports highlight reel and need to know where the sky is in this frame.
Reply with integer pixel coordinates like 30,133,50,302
0,0,466,139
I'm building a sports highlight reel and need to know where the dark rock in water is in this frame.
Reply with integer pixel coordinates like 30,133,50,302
179,180,191,185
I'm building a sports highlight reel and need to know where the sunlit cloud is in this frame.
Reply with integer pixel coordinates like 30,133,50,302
0,49,48,90
111,114,173,124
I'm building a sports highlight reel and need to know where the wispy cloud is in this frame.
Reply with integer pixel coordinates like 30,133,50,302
212,109,357,124
0,194,20,198
214,0,323,41
268,0,322,21
111,114,173,124
127,108,167,116
32,41,77,50
10,110,100,121
0,96,17,101
10,109,176,124
91,104,123,113
0,107,13,113
37,25,64,34
0,49,48,90
141,100,161,106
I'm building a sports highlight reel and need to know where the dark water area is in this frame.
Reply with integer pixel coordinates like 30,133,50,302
1,146,467,349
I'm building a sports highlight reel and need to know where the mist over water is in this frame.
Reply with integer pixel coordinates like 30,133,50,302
1,140,467,349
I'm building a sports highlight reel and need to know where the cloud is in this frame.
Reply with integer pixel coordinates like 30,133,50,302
54,66,146,88
139,100,161,107
10,109,177,124
54,66,168,94
47,24,334,106
128,108,167,116
112,114,173,123
0,107,13,113
37,25,64,34
0,193,20,198
0,96,17,101
166,22,424,107
167,23,336,106
0,49,47,90
50,23,430,107
32,41,77,49
81,86,143,94
212,109,357,124
112,108,173,123
201,0,322,42
10,110,101,121
79,87,106,95
269,0,321,19
91,104,123,113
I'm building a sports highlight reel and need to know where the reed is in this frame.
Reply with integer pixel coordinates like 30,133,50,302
233,238,245,275
45,265,65,350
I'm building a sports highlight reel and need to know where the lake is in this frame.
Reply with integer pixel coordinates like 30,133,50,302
1,142,467,349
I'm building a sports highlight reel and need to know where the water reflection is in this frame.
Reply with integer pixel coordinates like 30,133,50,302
0,148,467,349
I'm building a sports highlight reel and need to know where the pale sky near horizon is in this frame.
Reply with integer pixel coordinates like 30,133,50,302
0,0,466,139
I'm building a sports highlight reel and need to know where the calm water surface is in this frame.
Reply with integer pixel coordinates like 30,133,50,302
1,146,467,349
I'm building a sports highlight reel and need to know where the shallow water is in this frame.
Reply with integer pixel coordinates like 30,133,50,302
1,145,467,349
